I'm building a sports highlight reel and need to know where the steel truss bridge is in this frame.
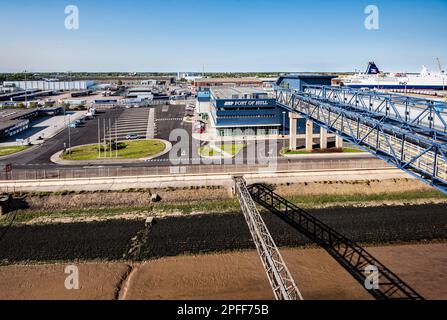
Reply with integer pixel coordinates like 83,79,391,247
246,183,423,300
275,85,447,194
234,176,303,300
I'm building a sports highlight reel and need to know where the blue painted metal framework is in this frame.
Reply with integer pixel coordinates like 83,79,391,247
275,86,447,194
247,183,424,300
304,85,447,139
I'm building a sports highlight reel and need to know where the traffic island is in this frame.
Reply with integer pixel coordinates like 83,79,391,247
51,139,172,165
199,143,246,159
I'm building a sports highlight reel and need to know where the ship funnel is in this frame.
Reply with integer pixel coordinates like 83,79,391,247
366,62,380,75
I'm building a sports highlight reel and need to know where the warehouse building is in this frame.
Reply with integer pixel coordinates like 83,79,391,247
0,109,39,140
194,77,268,88
3,80,96,91
275,74,335,90
0,107,62,140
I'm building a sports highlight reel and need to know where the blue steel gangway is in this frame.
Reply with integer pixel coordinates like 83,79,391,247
234,176,303,300
246,182,424,300
275,86,447,194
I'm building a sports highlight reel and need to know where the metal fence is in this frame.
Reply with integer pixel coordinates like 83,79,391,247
0,158,392,181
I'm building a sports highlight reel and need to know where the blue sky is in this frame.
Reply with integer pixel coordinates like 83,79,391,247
0,0,446,72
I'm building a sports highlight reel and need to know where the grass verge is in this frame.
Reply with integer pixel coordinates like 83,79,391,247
199,143,245,157
281,147,365,155
0,146,29,157
2,189,446,226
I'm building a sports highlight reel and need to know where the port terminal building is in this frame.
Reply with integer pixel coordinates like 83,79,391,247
207,87,281,136
196,74,336,140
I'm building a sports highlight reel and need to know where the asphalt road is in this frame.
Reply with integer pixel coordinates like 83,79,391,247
0,104,375,171
1,108,124,168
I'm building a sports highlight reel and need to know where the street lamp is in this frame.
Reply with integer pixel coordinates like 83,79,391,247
282,111,286,138
24,70,28,106
68,115,71,154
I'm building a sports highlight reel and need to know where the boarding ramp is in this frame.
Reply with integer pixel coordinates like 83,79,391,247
233,176,303,300
276,86,447,194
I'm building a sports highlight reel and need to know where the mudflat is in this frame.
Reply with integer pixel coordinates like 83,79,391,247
0,243,445,300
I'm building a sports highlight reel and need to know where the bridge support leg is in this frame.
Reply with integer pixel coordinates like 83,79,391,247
320,127,328,149
289,112,298,150
305,120,314,151
336,135,344,149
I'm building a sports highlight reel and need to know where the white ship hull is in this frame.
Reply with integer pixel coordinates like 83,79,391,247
343,76,447,90
340,62,447,90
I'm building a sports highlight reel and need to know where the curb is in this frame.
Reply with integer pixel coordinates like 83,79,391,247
281,152,372,159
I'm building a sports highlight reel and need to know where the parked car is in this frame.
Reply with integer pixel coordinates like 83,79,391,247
126,133,142,140
69,123,78,128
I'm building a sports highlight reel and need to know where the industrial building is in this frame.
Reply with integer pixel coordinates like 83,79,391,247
0,107,62,140
3,80,96,91
194,77,272,88
276,74,336,91
0,109,39,140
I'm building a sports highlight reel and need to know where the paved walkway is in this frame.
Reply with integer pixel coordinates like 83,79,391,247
0,168,409,192
146,108,156,139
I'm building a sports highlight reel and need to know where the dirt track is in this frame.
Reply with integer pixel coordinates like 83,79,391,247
0,243,445,300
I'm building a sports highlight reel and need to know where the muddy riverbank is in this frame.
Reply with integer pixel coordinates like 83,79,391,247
1,203,446,263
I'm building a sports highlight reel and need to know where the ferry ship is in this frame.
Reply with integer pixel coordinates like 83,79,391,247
339,62,447,90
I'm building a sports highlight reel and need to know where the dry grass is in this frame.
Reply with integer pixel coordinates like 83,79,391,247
274,178,435,197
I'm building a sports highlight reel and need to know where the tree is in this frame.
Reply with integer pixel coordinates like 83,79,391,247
29,102,39,109
117,80,123,86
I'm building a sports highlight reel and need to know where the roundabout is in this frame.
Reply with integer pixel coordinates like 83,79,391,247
50,139,172,165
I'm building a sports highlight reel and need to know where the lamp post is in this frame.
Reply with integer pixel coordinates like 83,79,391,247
24,70,28,107
68,115,71,154
282,111,286,138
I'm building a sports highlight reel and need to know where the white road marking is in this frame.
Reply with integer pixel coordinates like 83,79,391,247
146,108,156,139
